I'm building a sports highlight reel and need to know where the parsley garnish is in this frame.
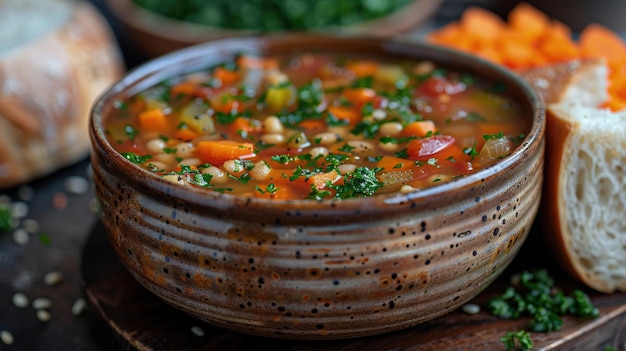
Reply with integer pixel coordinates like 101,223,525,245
483,131,505,140
256,183,279,195
351,76,373,88
501,330,533,351
0,205,11,234
163,147,177,154
122,152,152,164
465,112,487,122
487,270,599,350
123,124,139,141
332,167,383,199
463,144,479,159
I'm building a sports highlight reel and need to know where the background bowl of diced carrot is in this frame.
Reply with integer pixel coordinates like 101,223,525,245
427,2,626,111
89,34,545,339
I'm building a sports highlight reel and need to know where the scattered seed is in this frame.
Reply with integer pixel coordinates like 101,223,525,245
36,309,51,322
12,228,29,246
88,198,101,214
0,330,14,345
22,219,39,234
11,201,28,219
44,271,63,286
32,297,53,310
52,192,67,211
12,293,29,308
71,298,86,316
17,185,34,201
190,325,205,337
64,176,90,195
462,303,481,315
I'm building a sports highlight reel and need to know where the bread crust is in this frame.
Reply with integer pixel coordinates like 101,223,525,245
524,59,626,293
0,0,123,189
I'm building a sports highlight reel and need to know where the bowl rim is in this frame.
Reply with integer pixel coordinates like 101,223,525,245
90,34,544,212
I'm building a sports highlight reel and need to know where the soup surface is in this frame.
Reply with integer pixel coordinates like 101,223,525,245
105,53,529,200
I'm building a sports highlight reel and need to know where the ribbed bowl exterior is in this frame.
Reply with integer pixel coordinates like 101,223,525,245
90,35,545,339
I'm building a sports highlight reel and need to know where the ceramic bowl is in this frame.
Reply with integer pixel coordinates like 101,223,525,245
105,0,443,59
89,35,544,340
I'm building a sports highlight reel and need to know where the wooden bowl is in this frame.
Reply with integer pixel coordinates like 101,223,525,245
89,35,545,340
105,0,443,59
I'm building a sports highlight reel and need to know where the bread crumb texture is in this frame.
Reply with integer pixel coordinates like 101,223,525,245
563,106,626,292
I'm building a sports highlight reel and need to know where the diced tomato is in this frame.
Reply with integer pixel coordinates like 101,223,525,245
417,77,467,98
407,135,456,159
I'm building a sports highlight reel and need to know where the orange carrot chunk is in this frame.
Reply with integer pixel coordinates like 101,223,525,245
196,141,256,166
138,108,170,133
402,120,437,138
328,105,361,124
306,170,341,189
213,67,240,85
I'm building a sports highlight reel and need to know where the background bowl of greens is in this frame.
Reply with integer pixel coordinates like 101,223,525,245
106,0,443,59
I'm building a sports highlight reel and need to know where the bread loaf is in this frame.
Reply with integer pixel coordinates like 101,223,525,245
0,0,123,189
522,59,626,293
542,104,626,293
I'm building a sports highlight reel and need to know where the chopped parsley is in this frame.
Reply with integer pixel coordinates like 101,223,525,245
122,152,152,164
487,270,599,350
0,205,11,234
256,183,279,195
123,124,139,141
483,131,505,140
332,167,383,199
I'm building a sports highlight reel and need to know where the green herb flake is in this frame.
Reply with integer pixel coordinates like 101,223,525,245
0,205,11,234
113,99,129,110
123,124,139,141
483,131,505,141
122,152,152,164
163,147,177,154
38,233,52,246
501,330,533,351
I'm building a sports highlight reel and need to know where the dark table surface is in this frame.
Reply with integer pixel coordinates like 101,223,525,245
0,1,625,350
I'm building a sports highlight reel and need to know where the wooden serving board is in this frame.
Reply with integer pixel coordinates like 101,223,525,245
81,221,626,351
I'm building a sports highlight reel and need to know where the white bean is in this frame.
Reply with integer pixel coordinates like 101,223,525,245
261,133,285,145
372,109,386,120
175,142,195,158
312,132,338,145
146,138,167,154
32,297,52,310
223,160,246,175
162,174,185,185
347,140,374,155
154,153,176,164
202,166,228,184
379,141,400,152
309,146,329,159
379,122,403,136
338,163,357,174
250,161,271,180
263,116,284,133
179,158,201,167
400,185,419,193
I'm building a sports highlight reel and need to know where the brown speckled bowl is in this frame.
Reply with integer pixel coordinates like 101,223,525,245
89,35,544,340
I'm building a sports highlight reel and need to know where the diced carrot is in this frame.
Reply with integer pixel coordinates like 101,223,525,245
254,178,309,200
196,140,256,166
237,55,279,70
459,6,506,43
328,105,361,124
230,117,262,134
138,108,170,133
342,88,377,106
508,3,549,41
173,127,199,141
213,67,240,85
428,22,462,45
579,23,626,69
299,119,327,132
402,120,437,138
211,95,245,114
306,170,341,189
376,156,412,172
170,82,199,97
345,60,378,78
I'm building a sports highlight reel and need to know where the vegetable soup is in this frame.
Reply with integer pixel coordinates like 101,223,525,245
105,53,530,200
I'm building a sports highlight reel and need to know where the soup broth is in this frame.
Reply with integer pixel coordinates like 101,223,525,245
105,53,530,200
